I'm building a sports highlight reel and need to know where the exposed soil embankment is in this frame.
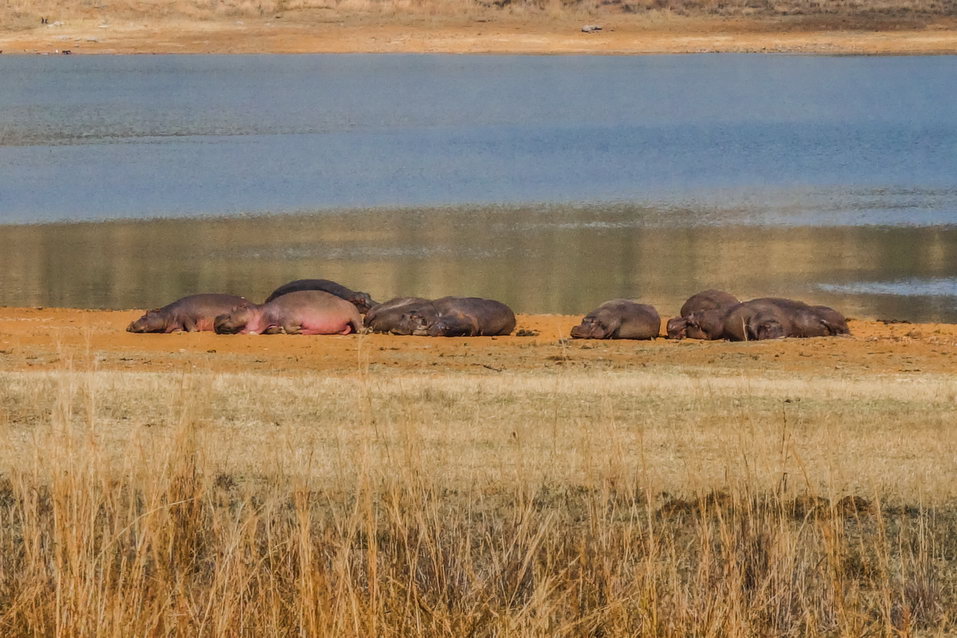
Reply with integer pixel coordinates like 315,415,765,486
1,307,954,377
3,14,957,55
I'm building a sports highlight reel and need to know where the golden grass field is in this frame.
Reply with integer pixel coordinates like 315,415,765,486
3,0,957,54
0,307,955,634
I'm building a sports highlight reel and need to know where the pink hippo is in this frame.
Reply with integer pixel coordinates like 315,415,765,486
214,290,361,335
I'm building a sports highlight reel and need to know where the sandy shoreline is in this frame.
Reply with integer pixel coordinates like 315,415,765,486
1,306,954,377
3,16,957,56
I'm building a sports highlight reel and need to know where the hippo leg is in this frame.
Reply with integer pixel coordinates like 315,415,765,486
277,321,301,335
263,325,286,335
182,316,198,332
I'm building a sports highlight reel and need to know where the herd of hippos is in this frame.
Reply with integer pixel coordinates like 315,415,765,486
126,278,850,341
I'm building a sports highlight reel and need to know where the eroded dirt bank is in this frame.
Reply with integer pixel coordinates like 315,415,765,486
1,307,954,377
4,16,957,56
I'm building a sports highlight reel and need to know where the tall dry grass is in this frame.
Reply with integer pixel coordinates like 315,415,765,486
0,355,955,635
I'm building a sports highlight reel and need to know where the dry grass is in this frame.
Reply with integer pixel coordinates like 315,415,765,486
0,349,955,635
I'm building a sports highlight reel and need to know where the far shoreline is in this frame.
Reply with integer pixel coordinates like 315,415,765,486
3,15,957,57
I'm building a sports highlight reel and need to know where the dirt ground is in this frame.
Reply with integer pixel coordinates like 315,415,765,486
0,306,953,378
4,15,957,56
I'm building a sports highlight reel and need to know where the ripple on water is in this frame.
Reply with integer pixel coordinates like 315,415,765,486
817,278,957,299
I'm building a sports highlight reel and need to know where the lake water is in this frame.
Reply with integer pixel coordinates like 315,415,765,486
0,54,955,320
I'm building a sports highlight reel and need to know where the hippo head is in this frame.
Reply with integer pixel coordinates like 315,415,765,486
394,309,430,336
685,310,723,340
127,309,166,333
214,306,253,334
570,316,609,339
350,292,377,315
750,314,786,341
427,314,474,337
666,316,689,340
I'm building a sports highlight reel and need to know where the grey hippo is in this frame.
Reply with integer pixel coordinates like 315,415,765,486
722,298,850,341
570,299,660,340
376,296,516,337
666,289,740,340
364,297,432,334
127,294,251,333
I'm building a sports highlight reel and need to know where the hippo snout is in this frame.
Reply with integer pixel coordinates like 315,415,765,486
570,320,603,339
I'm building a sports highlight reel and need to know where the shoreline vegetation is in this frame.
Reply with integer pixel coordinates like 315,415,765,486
2,1,957,55
1,306,956,633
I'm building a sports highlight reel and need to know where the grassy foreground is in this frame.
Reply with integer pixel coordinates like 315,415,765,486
0,349,955,635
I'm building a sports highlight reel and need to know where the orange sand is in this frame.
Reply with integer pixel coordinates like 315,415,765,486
1,307,954,377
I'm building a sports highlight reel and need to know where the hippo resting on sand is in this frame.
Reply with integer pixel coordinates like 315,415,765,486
264,279,377,314
368,296,516,336
127,294,251,333
420,297,516,337
722,297,849,341
666,289,740,340
214,290,361,335
364,297,432,334
570,300,660,340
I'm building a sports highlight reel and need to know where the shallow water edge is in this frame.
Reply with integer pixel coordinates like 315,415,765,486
1,204,954,322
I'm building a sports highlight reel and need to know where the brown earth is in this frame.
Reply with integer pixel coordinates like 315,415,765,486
2,306,954,377
4,15,957,55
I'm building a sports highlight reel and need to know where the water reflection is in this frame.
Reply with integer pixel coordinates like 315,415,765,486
1,205,955,322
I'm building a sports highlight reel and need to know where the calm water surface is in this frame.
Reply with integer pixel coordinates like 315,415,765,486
1,55,955,319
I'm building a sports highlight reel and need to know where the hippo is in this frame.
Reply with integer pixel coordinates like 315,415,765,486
264,279,377,314
570,299,660,340
386,297,516,337
721,299,795,341
415,297,516,337
127,294,251,333
214,290,361,335
721,297,849,341
667,289,740,340
781,304,850,338
364,297,432,334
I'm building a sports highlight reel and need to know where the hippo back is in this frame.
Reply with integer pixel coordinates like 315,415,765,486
679,289,740,318
265,279,377,313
